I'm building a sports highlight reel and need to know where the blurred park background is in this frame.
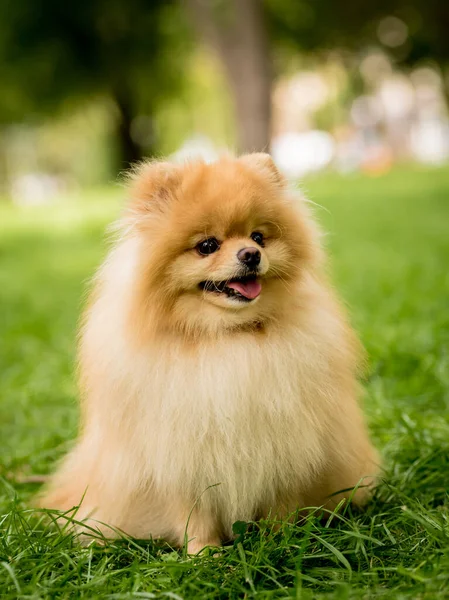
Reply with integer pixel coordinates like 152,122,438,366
1,0,449,200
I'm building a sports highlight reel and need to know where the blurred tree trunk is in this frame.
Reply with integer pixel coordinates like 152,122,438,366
186,0,272,153
111,87,144,170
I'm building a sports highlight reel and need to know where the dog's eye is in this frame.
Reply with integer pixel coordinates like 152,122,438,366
250,231,265,247
196,237,220,255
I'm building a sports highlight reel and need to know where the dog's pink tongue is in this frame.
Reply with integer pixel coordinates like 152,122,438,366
228,279,262,299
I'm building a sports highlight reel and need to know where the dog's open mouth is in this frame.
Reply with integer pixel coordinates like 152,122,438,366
199,275,262,302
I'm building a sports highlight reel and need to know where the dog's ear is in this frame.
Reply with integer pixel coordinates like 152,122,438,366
127,160,182,214
239,153,285,185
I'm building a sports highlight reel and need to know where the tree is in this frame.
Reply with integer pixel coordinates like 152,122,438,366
186,0,272,153
264,0,449,70
0,0,192,169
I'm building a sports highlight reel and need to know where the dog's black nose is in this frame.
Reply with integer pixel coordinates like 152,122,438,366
237,247,261,269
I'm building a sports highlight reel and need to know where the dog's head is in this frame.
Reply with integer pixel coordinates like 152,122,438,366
123,154,321,338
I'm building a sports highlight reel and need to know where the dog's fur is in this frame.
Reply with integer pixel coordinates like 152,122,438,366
40,153,379,553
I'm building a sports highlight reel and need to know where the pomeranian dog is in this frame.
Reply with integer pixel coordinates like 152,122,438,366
40,153,379,553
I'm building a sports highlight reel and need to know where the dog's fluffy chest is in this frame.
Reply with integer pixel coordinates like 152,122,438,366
116,334,328,520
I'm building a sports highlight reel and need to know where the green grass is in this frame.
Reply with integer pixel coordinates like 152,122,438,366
1,166,449,598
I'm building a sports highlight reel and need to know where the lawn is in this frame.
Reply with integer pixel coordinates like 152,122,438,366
1,166,449,598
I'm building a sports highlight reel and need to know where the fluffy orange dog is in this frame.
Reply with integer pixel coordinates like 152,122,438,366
40,153,379,553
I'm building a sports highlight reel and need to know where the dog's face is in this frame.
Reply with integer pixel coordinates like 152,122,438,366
126,154,319,338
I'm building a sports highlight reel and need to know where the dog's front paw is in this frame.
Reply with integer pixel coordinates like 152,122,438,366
187,537,221,556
